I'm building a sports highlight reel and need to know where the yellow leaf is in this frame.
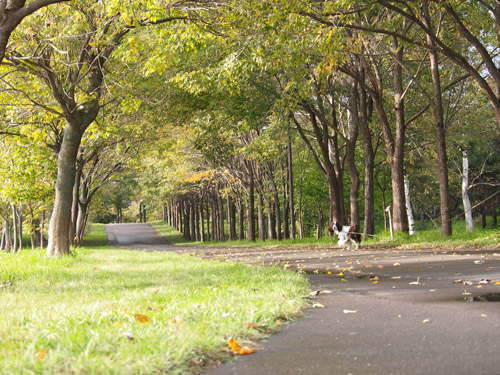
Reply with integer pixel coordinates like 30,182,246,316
36,349,46,362
134,313,151,324
227,338,255,355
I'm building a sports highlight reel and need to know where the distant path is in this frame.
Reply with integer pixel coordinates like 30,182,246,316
105,223,172,247
106,223,500,375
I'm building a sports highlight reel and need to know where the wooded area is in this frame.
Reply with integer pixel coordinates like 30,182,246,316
0,0,499,255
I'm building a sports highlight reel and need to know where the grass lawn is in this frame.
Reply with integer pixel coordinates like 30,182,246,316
0,224,310,375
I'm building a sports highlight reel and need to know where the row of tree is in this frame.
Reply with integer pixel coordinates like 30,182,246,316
1,1,500,253
129,0,500,242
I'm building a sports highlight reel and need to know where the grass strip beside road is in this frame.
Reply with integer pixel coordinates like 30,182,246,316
0,224,310,375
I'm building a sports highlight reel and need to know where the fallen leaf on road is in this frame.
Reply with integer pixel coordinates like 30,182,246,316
479,279,490,284
409,278,421,285
313,302,325,308
343,309,357,314
453,280,462,284
309,290,320,296
393,262,400,266
227,338,255,355
422,319,430,323
463,281,473,285
495,281,500,285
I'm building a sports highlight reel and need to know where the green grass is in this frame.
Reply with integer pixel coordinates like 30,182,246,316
151,219,500,249
0,224,310,375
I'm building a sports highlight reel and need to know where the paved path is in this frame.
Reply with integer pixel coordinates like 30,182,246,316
106,223,500,375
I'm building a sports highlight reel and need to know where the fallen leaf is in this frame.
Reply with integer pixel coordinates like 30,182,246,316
496,281,500,285
463,281,473,286
340,278,348,282
453,280,462,284
422,319,430,323
319,290,333,294
36,349,46,362
479,279,490,284
227,338,255,355
309,290,320,296
244,322,259,330
313,302,325,308
134,313,151,324
337,272,344,276
370,276,380,281
275,319,282,326
409,278,421,285
393,262,400,266
283,264,291,269
343,309,357,314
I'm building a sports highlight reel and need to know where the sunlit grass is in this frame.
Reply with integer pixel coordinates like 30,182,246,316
0,224,310,375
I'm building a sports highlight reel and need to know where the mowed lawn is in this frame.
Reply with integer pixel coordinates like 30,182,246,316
0,225,310,375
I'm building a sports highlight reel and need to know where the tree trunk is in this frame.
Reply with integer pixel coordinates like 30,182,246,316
47,125,83,256
238,199,245,241
422,0,452,237
462,150,474,233
200,200,205,242
288,126,296,239
247,171,255,241
404,176,416,235
257,189,266,241
75,201,89,246
358,70,375,240
70,167,82,245
391,38,409,233
190,201,196,241
228,196,236,241
217,194,225,241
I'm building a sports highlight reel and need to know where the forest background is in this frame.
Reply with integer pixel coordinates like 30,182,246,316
1,0,500,256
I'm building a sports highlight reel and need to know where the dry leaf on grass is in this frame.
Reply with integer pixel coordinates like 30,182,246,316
244,322,260,330
227,338,255,355
134,313,151,324
36,349,46,362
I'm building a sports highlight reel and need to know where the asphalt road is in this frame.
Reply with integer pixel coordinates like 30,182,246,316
106,223,500,375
